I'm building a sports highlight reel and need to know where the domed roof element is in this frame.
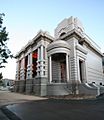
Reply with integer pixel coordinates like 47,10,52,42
47,40,70,51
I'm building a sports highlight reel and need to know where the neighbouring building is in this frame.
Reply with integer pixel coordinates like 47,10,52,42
2,78,15,87
15,16,104,96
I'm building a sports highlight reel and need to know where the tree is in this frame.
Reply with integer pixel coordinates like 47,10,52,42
0,13,12,68
0,72,3,86
0,72,3,80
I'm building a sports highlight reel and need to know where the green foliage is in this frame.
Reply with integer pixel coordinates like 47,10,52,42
0,13,13,68
0,72,3,86
0,72,3,80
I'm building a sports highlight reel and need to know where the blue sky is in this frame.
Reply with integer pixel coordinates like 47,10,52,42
0,0,104,79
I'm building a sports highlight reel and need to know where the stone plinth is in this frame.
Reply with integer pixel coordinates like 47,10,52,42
14,81,19,92
33,77,48,96
25,79,33,94
18,80,25,93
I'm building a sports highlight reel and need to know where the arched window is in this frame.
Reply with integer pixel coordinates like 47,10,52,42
60,32,66,37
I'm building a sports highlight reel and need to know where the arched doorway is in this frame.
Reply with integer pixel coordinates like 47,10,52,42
52,53,66,83
47,40,70,83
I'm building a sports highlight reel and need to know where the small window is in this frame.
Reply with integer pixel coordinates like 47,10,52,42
100,82,102,85
79,40,84,45
43,46,45,60
38,71,40,76
43,71,45,76
92,82,95,84
60,32,66,37
102,58,104,66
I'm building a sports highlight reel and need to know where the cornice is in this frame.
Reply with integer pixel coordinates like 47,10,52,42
15,30,54,58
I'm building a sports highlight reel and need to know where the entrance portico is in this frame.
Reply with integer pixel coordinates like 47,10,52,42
47,40,70,83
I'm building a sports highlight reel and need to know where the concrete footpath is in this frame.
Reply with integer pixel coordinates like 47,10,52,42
2,97,104,120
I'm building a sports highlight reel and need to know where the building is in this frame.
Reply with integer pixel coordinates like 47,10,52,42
2,78,15,87
15,16,104,96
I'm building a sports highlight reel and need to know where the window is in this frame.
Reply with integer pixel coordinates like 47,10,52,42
43,46,45,59
79,40,84,45
100,82,102,85
60,32,66,37
92,82,95,84
39,47,41,60
43,71,45,76
32,49,38,78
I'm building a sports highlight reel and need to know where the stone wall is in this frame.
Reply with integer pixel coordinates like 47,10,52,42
25,79,33,94
33,77,48,96
86,47,104,85
18,80,25,93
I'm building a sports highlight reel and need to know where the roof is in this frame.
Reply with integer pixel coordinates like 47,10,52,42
15,30,54,58
47,40,70,51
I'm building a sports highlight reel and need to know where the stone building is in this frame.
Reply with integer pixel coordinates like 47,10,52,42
15,16,104,96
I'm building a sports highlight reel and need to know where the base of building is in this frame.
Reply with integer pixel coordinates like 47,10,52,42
14,79,104,97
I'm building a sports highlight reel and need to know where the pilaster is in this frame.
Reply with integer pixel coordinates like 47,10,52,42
66,54,69,82
20,57,25,80
15,60,20,80
37,45,47,78
27,52,33,79
68,37,78,82
49,56,52,83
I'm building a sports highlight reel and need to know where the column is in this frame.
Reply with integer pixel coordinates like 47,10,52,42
49,56,52,83
27,53,33,79
38,47,40,60
26,54,30,79
77,57,80,82
82,61,87,83
29,52,33,78
41,45,43,60
16,61,19,80
22,57,25,80
37,47,40,77
66,54,69,82
41,45,43,76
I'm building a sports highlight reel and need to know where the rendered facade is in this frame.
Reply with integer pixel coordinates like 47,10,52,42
15,16,104,96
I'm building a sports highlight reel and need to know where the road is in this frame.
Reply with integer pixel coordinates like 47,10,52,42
0,90,46,120
0,90,104,120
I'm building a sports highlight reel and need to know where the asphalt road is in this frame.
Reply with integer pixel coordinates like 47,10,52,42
0,90,104,120
0,90,46,120
7,97,104,120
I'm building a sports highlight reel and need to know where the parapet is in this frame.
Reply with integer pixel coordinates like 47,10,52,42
54,16,84,39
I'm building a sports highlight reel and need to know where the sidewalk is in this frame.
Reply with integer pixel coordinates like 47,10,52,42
2,98,104,120
0,90,47,120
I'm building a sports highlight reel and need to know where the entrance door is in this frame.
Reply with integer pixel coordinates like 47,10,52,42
52,53,66,83
79,60,83,82
60,61,66,82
